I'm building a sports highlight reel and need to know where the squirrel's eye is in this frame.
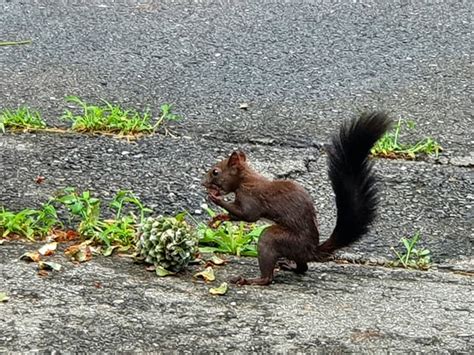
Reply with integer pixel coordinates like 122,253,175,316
212,169,219,176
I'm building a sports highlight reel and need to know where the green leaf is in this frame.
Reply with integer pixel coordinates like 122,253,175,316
155,266,175,277
175,211,187,222
0,292,9,302
401,238,411,251
193,266,215,282
209,282,228,296
102,245,119,256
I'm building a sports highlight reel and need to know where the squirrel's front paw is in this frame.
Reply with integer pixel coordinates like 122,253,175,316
208,213,230,228
208,192,222,204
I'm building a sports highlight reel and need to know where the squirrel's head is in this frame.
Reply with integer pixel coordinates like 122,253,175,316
202,150,247,195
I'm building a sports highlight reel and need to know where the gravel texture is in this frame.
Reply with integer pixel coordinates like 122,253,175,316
1,242,473,353
0,0,473,353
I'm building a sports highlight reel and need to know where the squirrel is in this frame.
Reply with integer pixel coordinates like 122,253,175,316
202,112,392,286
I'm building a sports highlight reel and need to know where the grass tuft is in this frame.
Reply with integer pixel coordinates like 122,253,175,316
371,119,442,159
62,96,179,137
0,204,60,241
0,107,47,133
52,188,151,248
0,188,151,252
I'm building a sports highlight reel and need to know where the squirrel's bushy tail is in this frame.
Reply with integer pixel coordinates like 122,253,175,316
317,112,391,256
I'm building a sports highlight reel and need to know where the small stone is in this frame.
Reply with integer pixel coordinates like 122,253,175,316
449,154,474,167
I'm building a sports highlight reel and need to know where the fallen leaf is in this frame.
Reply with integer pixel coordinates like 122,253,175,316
94,281,102,288
145,265,156,272
117,253,136,258
188,256,202,265
102,245,119,256
20,251,41,262
118,245,131,252
193,266,216,282
209,282,228,295
133,254,145,263
64,243,92,263
51,229,79,242
35,176,46,184
38,242,58,256
38,261,62,271
209,255,227,265
155,266,175,277
37,270,49,277
0,292,9,302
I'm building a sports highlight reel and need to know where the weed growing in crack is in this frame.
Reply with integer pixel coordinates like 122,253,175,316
62,96,180,137
371,119,442,159
0,107,47,133
0,192,268,259
0,188,151,252
0,204,60,240
62,96,154,136
52,188,151,248
389,231,432,270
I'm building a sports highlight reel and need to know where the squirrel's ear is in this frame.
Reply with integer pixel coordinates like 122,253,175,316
228,151,243,167
237,150,247,162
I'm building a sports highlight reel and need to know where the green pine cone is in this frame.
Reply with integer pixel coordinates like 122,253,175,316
137,215,198,273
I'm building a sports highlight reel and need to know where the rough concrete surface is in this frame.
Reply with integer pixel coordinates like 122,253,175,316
0,0,473,353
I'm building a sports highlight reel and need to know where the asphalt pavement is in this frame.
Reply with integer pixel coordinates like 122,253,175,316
0,1,472,353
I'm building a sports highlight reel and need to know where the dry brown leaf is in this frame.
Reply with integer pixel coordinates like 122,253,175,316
38,242,58,256
51,229,80,243
64,243,92,263
35,176,46,184
20,251,41,262
38,261,62,271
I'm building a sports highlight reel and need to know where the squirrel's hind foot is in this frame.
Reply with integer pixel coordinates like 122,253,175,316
230,275,272,286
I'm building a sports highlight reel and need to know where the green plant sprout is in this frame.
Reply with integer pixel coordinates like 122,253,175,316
0,107,47,133
0,204,60,241
62,96,155,136
62,96,180,137
389,231,432,270
52,188,150,247
371,119,442,159
194,206,268,257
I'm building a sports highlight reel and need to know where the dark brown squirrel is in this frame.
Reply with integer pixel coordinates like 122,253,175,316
202,112,392,286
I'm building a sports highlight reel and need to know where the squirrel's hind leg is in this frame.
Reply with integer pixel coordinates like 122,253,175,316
276,259,308,274
231,225,297,286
